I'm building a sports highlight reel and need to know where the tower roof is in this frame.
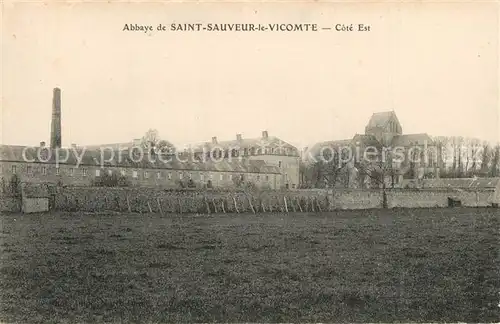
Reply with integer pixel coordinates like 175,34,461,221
366,111,398,129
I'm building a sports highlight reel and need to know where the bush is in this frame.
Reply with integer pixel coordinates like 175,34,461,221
8,174,21,196
93,171,130,187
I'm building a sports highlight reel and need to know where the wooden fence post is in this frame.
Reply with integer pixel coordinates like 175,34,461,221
233,196,240,213
204,197,211,215
212,198,218,214
126,195,131,213
221,200,226,214
178,197,183,214
247,196,256,214
283,196,289,213
157,198,163,216
316,197,322,212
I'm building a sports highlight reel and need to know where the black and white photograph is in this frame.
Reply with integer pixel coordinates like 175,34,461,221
1,1,499,322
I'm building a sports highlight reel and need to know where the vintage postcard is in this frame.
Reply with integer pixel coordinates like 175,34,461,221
1,1,499,323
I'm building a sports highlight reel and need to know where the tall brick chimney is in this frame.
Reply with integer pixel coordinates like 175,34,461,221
50,87,62,148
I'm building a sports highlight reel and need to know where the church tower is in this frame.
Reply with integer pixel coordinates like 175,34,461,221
364,111,402,146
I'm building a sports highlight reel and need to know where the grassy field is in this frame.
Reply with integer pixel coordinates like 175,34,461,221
0,208,498,323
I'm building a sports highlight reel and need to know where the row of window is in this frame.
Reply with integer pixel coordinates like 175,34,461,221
202,147,297,158
4,164,272,182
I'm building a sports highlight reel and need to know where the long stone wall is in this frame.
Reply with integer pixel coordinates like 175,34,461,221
388,189,496,208
42,186,500,214
330,188,499,210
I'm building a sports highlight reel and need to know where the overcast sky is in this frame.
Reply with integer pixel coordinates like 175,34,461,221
2,2,499,149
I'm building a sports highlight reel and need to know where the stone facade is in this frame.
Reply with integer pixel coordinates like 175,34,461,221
0,156,283,190
190,131,301,189
307,111,443,188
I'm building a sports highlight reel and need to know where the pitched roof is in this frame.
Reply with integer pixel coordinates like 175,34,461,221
304,139,353,161
352,134,381,147
391,133,434,147
0,145,281,174
84,142,135,150
366,111,396,129
85,140,175,151
190,135,300,156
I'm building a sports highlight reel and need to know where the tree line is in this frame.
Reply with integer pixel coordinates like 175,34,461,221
299,137,500,189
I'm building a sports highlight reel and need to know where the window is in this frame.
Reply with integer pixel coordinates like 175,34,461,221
27,166,32,174
69,168,74,176
157,171,161,179
200,174,204,181
120,169,126,176
179,173,183,180
220,174,223,180
278,161,282,168
56,167,60,176
42,167,47,175
209,174,213,180
266,175,269,181
229,174,232,180
108,169,112,176
257,175,260,181
144,171,149,179
11,165,17,173
132,170,138,178
82,168,87,176
95,169,100,177
168,173,172,180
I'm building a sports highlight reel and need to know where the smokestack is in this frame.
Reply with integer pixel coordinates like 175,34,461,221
236,134,242,141
262,130,269,139
50,87,62,148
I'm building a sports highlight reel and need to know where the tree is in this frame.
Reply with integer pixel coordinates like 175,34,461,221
232,174,244,188
93,171,130,187
187,179,196,188
140,129,175,155
8,174,21,196
310,147,354,188
467,138,481,176
355,159,391,208
480,142,492,175
0,177,6,194
491,144,500,177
